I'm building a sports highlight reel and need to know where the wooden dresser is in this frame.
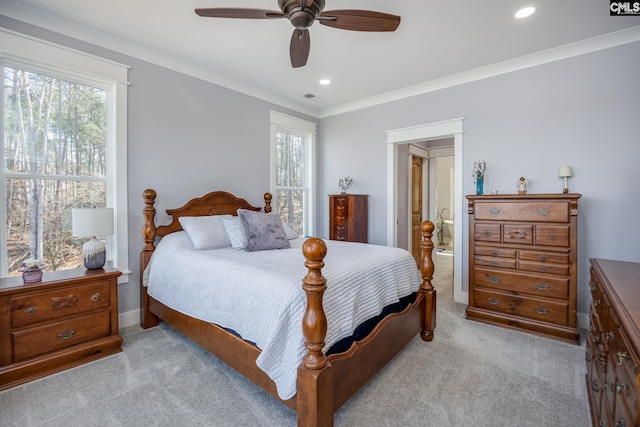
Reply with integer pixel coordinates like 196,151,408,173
329,194,368,243
0,267,122,390
466,194,581,343
586,259,640,427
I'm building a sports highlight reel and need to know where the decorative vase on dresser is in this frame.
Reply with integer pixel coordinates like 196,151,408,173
329,194,368,243
465,193,581,343
0,266,122,390
586,259,640,427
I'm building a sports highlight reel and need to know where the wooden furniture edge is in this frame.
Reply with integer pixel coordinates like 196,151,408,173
139,189,436,426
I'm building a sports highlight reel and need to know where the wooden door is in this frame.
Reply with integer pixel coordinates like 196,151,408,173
411,155,423,264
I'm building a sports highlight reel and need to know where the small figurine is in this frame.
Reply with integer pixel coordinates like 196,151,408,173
473,161,486,195
518,177,527,194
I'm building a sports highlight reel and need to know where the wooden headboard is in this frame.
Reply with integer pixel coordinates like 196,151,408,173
140,189,272,274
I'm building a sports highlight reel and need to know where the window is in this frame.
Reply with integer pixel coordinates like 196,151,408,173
1,29,129,280
269,111,316,237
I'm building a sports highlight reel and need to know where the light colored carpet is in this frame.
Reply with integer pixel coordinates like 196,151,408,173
1,254,591,426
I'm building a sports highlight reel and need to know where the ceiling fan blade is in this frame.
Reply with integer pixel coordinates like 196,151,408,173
290,29,311,68
318,10,400,32
195,8,284,19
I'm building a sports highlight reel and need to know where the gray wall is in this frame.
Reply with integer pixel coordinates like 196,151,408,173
317,41,640,317
0,16,314,316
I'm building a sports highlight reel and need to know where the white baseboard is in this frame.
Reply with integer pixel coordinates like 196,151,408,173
119,309,140,329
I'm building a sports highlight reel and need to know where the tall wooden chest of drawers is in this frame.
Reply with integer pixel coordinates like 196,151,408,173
329,194,368,243
466,194,581,343
0,267,122,390
586,259,640,427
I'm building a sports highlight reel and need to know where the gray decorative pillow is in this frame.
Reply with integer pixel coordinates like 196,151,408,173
221,216,247,250
280,219,300,240
238,209,291,251
178,215,232,250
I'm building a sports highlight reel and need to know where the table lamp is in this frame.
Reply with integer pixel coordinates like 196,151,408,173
558,166,573,194
72,207,114,269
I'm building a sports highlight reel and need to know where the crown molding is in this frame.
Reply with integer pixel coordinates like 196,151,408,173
318,25,640,118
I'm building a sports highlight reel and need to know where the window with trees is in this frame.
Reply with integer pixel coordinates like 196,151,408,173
270,111,316,237
1,30,129,279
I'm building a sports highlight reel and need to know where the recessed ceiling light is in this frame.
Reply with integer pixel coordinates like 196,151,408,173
515,6,535,19
319,79,331,85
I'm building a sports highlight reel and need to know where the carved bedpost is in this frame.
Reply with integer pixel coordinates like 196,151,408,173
140,189,159,329
264,192,272,213
419,220,437,341
298,237,333,427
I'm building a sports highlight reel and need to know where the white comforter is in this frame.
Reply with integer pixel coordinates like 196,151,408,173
146,232,421,400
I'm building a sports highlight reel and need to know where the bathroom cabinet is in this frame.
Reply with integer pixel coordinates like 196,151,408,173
465,193,581,343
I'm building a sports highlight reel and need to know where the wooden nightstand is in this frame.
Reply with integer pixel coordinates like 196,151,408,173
0,267,122,390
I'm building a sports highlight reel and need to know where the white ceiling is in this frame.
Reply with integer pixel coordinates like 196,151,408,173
3,0,639,117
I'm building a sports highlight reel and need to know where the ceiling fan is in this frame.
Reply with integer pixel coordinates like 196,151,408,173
195,0,401,68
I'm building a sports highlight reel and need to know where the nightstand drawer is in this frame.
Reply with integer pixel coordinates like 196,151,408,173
12,311,111,362
11,280,111,328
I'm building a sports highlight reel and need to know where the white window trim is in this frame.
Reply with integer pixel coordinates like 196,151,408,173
0,28,131,283
269,110,317,236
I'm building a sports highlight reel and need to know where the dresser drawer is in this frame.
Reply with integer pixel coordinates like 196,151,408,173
475,256,516,269
474,223,501,242
535,225,569,247
519,250,569,264
503,224,533,244
10,280,110,328
475,247,516,258
473,201,570,222
474,268,569,299
473,288,569,325
518,260,570,276
332,226,347,241
12,311,111,362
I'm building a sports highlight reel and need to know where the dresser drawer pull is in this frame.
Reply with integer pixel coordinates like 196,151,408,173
585,352,592,363
90,293,101,302
599,422,606,427
24,306,37,316
590,285,596,293
336,237,345,241
605,331,615,341
488,297,499,305
591,379,599,393
538,266,546,272
537,208,550,216
538,255,546,262
593,299,601,306
491,261,497,267
615,418,626,427
50,294,79,310
508,229,527,239
57,329,76,340
535,282,549,291
617,351,629,365
336,198,345,202
337,226,345,230
615,381,628,394
535,306,549,314
548,234,557,240
490,250,498,257
487,275,500,283
489,208,501,215
484,231,492,237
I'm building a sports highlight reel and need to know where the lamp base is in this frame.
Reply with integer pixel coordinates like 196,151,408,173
83,237,106,270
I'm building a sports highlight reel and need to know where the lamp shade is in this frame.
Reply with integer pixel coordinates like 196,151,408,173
558,165,573,178
72,208,114,237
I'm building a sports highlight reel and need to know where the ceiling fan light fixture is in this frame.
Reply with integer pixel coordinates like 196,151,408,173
515,6,536,19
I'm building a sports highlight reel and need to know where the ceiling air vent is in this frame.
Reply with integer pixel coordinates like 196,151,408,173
302,93,316,99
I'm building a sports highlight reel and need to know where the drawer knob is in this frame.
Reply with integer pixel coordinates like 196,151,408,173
537,208,550,216
617,351,629,365
616,381,628,394
337,226,344,230
487,275,500,283
605,331,615,341
615,419,626,427
535,306,549,314
535,282,549,291
538,255,546,262
489,208,501,215
548,234,557,240
490,251,498,257
24,306,37,316
337,237,345,241
484,231,491,237
593,299,601,306
57,329,76,340
585,352,592,363
591,379,599,393
538,266,546,272
488,297,499,305
590,285,596,293
90,293,100,302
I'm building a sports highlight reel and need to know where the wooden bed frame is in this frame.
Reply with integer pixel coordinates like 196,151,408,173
139,189,437,426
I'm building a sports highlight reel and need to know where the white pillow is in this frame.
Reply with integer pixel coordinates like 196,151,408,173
178,215,231,250
280,220,299,240
221,216,247,250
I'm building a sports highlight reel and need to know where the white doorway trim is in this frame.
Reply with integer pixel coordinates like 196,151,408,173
386,118,467,304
